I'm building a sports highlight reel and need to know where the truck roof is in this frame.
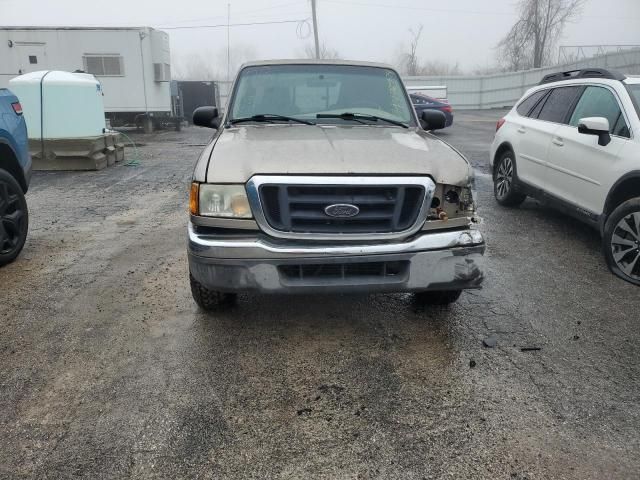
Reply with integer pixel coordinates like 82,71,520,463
239,59,397,70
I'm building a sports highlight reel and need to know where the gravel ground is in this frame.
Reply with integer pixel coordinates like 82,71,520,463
1,111,639,479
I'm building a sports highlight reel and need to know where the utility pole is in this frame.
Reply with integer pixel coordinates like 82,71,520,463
227,3,231,81
311,0,320,59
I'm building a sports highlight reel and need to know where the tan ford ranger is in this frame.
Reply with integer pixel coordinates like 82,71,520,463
187,60,485,310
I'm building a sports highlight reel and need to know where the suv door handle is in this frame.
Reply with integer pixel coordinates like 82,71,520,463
517,127,526,133
552,137,564,147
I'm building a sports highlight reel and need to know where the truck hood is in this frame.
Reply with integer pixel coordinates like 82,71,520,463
203,125,471,185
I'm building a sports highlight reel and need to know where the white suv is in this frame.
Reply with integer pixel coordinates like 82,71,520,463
491,68,640,286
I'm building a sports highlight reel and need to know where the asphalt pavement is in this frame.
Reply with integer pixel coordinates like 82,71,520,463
1,111,639,479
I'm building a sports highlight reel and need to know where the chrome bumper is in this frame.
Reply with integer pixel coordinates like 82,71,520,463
188,223,485,294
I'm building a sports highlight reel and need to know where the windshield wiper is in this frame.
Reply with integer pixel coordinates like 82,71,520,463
228,114,315,126
316,112,409,129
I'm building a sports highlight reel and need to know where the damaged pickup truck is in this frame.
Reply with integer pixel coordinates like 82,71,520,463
187,60,484,310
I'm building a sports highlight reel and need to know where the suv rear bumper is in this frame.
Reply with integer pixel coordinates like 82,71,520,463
188,223,485,294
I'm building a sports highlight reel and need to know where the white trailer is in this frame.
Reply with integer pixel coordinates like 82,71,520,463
0,26,172,131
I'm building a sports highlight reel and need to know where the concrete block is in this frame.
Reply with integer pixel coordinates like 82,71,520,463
29,136,109,171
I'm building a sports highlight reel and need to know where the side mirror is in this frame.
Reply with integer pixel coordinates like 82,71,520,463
420,109,447,131
193,106,220,129
578,116,611,146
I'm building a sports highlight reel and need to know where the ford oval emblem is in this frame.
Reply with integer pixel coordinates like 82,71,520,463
324,203,360,218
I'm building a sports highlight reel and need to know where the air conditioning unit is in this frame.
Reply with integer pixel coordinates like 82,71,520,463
154,63,171,82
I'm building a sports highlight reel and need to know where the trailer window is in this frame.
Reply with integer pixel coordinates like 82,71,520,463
83,55,124,76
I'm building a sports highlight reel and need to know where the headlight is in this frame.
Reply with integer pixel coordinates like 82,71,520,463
192,183,252,218
427,184,476,223
457,186,476,213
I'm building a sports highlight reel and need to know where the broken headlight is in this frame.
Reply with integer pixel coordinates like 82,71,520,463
429,185,476,221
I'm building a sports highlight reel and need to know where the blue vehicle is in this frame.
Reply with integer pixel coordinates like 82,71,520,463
410,93,454,128
0,88,31,266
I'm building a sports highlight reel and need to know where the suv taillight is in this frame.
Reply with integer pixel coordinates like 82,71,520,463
11,102,23,115
496,118,506,132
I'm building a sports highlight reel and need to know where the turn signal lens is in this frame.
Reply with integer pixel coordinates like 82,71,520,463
189,182,199,215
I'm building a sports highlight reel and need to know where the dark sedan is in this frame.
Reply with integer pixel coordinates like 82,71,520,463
410,93,453,128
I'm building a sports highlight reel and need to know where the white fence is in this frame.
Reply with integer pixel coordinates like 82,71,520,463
403,48,640,110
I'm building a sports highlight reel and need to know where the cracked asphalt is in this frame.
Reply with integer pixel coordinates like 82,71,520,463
1,111,639,479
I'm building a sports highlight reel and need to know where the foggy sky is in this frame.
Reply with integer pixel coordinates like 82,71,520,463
2,0,639,74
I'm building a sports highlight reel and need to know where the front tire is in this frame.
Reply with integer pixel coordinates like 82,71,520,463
0,169,29,267
190,274,237,311
603,198,640,286
414,290,462,305
493,151,526,207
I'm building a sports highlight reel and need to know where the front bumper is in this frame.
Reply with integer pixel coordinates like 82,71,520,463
188,223,485,294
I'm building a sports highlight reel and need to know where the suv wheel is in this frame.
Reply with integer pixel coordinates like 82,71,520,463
189,273,237,311
494,151,526,207
603,198,640,286
414,290,462,305
0,169,29,267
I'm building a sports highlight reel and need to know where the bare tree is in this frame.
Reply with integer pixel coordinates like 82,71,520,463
420,60,462,76
172,45,258,80
395,26,461,76
302,42,341,59
172,51,219,80
497,0,586,70
404,25,423,76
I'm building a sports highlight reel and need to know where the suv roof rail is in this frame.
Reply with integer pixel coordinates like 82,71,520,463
538,68,626,85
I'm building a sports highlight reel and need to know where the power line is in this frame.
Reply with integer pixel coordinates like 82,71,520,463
323,0,639,20
322,0,516,16
155,1,306,27
160,19,309,30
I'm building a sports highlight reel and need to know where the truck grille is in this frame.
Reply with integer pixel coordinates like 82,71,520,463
279,261,409,284
259,184,425,234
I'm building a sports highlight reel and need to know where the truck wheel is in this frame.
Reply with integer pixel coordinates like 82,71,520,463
494,151,526,207
189,274,237,311
0,169,29,267
414,290,462,305
603,198,640,286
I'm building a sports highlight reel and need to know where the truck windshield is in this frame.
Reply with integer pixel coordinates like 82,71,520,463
229,64,415,126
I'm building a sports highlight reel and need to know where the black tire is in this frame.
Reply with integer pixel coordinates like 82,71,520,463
493,150,527,207
414,290,462,305
0,168,28,267
603,198,640,286
189,273,237,311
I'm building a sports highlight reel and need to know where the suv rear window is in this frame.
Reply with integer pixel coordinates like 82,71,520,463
628,84,640,116
516,90,547,117
536,86,582,124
